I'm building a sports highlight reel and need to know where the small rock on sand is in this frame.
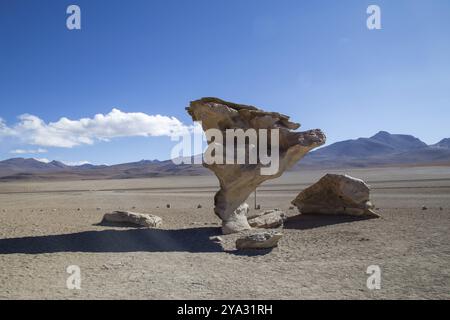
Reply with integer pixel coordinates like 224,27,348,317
247,209,286,229
210,236,223,243
102,211,162,228
236,231,283,250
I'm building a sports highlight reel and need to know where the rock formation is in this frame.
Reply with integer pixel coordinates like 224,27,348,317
102,211,162,228
187,97,326,234
291,174,379,218
236,231,283,250
247,209,286,229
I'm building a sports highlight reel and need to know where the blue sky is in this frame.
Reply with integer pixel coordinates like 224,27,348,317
0,0,449,165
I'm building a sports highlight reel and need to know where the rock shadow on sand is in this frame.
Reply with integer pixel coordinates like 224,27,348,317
0,227,223,254
284,214,376,230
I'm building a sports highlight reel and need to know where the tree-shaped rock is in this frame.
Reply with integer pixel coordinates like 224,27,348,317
187,97,326,234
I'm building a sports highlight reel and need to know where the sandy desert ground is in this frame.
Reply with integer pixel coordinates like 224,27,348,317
0,166,449,300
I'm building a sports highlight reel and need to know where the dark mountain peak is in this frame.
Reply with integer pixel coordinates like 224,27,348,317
432,138,450,149
311,131,428,159
134,160,155,166
371,131,391,139
49,160,68,168
369,131,427,150
2,157,34,163
1,157,48,166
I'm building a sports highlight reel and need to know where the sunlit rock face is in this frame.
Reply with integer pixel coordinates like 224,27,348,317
292,174,380,218
186,97,326,234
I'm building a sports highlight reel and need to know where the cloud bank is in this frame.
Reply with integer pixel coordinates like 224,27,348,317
10,148,48,154
0,109,190,148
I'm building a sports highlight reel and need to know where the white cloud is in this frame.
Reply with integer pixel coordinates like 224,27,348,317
0,109,191,148
10,148,48,154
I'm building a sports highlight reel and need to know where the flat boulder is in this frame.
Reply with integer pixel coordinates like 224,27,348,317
236,231,283,250
292,174,379,218
102,211,162,228
247,209,286,229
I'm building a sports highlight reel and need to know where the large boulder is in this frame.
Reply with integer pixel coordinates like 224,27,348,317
102,211,163,228
236,231,283,250
291,174,379,218
186,97,326,234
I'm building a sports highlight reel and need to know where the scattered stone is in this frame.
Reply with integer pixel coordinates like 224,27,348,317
422,206,428,211
132,206,137,209
210,236,223,243
248,209,286,229
289,206,295,210
96,207,101,211
102,211,162,228
236,231,283,250
166,204,171,209
197,204,202,209
440,207,443,211
77,208,81,211
186,97,325,234
292,174,379,218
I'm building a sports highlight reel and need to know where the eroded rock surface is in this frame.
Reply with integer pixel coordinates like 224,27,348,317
102,211,162,228
221,203,251,234
247,209,286,229
292,174,379,218
186,97,326,234
236,231,283,250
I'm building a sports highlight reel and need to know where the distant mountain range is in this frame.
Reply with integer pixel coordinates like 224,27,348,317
1,131,449,181
295,131,450,169
0,158,207,181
